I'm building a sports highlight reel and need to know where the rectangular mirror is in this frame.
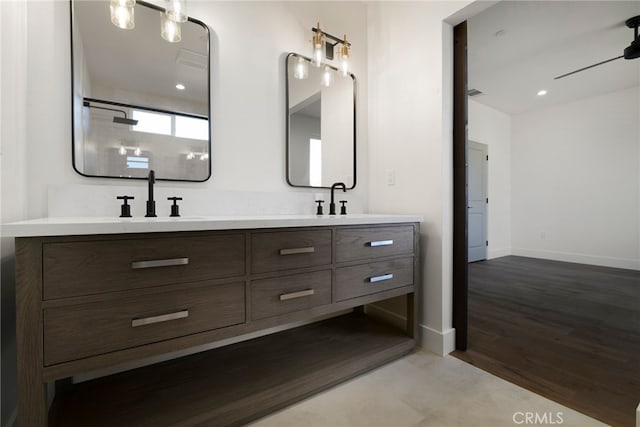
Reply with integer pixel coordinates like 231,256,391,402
286,53,356,189
71,0,211,182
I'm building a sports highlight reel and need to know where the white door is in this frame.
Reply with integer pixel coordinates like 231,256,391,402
468,141,488,262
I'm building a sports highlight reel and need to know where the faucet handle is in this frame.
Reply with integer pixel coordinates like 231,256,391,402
117,196,134,218
168,197,183,217
315,200,325,215
339,200,348,215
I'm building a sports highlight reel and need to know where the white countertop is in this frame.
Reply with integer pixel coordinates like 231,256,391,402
2,214,423,237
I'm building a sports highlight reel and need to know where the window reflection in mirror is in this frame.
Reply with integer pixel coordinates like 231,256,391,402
286,53,356,189
71,0,210,182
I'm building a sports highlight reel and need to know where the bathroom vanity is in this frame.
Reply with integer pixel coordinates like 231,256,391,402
7,215,420,426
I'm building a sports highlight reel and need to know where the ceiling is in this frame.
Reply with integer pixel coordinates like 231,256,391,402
467,1,640,115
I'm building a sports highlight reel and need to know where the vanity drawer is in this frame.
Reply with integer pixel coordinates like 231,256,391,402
43,281,245,365
335,226,414,263
250,270,332,320
251,230,332,274
43,233,245,299
334,257,414,302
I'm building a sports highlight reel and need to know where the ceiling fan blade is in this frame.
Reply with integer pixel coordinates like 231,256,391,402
554,55,624,80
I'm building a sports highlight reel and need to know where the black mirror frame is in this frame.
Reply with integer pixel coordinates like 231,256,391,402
285,52,357,190
69,0,212,183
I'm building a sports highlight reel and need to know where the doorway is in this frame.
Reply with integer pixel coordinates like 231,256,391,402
467,141,487,263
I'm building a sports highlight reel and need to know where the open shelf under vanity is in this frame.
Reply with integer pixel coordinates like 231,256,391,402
49,313,414,426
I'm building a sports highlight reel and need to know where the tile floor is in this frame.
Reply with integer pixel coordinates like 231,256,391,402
251,350,606,427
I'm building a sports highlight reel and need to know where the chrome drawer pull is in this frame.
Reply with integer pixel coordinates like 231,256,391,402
368,240,394,247
131,257,189,269
279,247,315,256
369,273,394,283
131,310,189,328
279,289,315,301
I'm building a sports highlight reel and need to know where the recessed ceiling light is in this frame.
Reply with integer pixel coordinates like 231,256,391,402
537,89,548,96
176,83,186,90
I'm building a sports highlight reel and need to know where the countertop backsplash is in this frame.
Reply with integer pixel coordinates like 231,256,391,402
47,184,365,218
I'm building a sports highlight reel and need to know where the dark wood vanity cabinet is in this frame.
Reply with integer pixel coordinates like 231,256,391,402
15,223,419,427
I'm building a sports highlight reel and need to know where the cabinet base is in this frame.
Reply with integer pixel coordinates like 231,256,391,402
49,312,415,426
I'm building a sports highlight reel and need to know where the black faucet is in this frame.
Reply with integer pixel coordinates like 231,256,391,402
329,182,346,215
145,169,157,217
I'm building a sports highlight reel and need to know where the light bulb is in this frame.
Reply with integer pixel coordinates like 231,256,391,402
187,152,195,160
313,43,323,67
110,0,135,30
165,0,188,23
321,65,333,87
340,36,350,76
134,147,142,156
161,12,181,43
294,57,308,79
119,146,127,156
312,22,325,67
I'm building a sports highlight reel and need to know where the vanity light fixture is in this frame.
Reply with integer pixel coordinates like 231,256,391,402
110,0,188,44
165,0,188,23
161,0,187,43
339,35,350,76
110,0,135,30
311,22,352,74
312,22,326,67
161,11,182,43
117,145,144,156
293,56,309,80
321,65,334,87
186,151,208,161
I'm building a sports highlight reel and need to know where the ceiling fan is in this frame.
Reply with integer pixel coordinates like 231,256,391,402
554,15,640,80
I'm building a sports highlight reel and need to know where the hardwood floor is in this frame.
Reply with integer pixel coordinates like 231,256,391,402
452,256,640,427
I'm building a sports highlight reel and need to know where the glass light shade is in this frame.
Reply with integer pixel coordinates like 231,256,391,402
187,152,195,160
312,43,323,67
294,57,309,79
118,146,127,156
321,65,333,87
110,0,135,30
165,0,188,23
340,43,350,76
161,12,182,43
311,26,325,67
134,147,142,156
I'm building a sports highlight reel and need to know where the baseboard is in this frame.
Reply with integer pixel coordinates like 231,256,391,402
365,304,407,331
488,247,511,259
511,248,639,271
419,325,455,356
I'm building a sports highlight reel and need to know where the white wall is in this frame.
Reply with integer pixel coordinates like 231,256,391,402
468,98,512,259
367,1,473,355
511,86,640,270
